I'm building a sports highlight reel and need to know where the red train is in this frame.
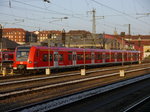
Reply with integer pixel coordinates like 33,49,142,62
0,51,14,63
13,45,140,72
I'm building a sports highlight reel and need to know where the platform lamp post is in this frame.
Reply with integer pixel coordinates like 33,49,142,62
81,33,86,76
138,35,141,64
0,24,3,74
120,32,125,66
62,29,66,47
120,32,125,77
46,33,52,75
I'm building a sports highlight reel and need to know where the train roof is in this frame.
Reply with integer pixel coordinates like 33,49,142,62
17,45,139,53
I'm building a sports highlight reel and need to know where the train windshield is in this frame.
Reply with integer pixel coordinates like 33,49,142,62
16,47,31,61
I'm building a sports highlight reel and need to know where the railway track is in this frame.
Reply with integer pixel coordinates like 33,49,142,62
0,63,150,111
123,95,150,112
50,76,150,112
0,63,149,83
0,63,149,80
7,74,150,112
0,63,150,95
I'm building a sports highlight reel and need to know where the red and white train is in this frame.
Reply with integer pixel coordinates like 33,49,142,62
0,51,14,63
13,45,140,72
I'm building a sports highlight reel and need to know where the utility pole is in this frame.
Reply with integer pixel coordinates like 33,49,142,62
128,24,131,50
0,24,2,73
81,33,86,76
128,24,131,35
92,9,96,37
62,29,66,47
87,9,96,46
87,9,104,47
46,33,51,75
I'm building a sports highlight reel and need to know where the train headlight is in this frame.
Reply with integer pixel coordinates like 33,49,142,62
29,61,32,63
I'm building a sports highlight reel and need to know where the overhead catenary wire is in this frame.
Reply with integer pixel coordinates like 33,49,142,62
91,0,150,26
0,0,149,34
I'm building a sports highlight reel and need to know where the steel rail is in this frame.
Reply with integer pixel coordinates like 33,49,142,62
7,73,150,112
123,95,150,112
0,66,150,98
0,73,118,98
0,63,149,86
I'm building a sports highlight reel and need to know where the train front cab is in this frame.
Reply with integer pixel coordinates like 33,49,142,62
13,46,35,73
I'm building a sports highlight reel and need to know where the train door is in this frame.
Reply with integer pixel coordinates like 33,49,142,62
54,52,58,67
102,52,105,63
4,54,8,61
91,52,95,64
68,51,73,66
115,52,117,62
73,51,76,66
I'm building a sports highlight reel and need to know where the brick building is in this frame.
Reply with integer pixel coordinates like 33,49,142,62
124,35,150,58
3,28,26,44
36,30,61,42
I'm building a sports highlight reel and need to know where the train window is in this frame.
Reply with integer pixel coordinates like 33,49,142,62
106,54,110,59
59,54,64,61
133,53,138,59
128,53,131,59
8,54,13,59
49,54,53,61
43,54,48,62
68,54,72,60
124,53,127,59
77,54,83,60
85,54,91,60
95,54,102,60
102,54,105,59
16,47,30,60
111,53,115,59
117,53,122,59
3,54,7,58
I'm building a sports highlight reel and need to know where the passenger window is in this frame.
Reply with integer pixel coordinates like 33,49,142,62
85,54,91,60
43,54,48,62
49,54,53,61
77,54,83,60
68,54,72,60
95,54,102,60
8,54,13,59
111,54,115,59
106,54,110,59
117,53,122,59
59,54,64,61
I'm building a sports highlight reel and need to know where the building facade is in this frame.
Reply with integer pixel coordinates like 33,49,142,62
36,30,61,42
3,28,26,44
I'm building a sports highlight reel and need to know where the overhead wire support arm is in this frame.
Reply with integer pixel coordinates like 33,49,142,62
136,13,150,19
87,9,104,47
43,0,50,3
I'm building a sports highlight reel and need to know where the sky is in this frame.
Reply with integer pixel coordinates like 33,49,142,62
0,0,150,35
